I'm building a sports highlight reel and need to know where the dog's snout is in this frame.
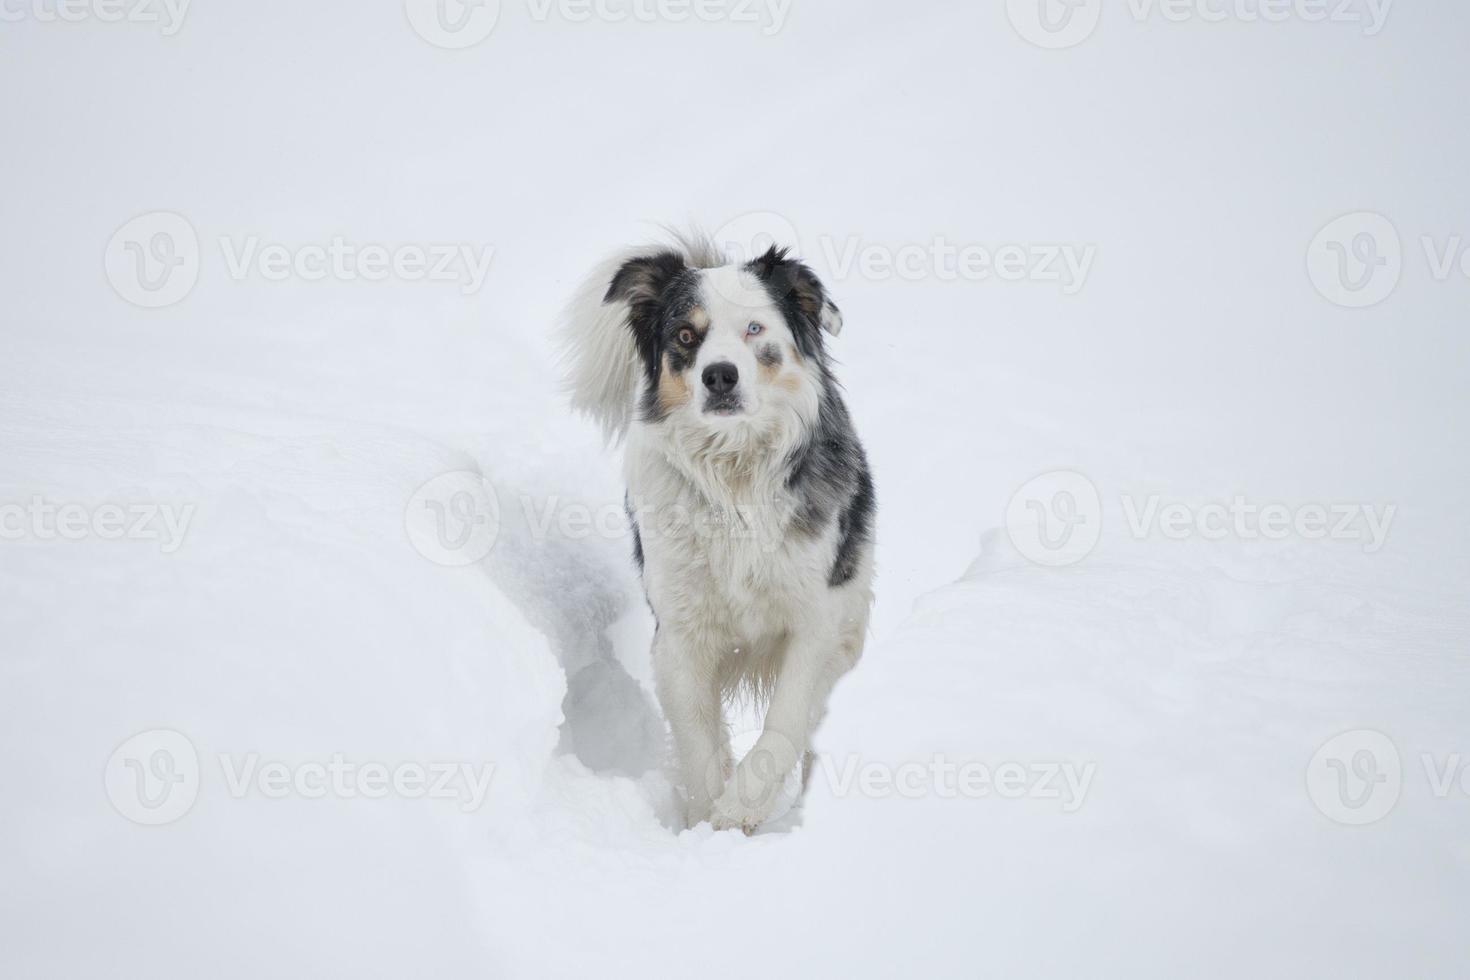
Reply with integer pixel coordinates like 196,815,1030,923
702,362,739,395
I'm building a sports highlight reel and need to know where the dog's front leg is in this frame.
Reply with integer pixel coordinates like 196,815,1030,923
652,628,727,828
712,628,838,834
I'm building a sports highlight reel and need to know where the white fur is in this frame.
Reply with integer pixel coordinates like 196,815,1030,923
561,237,873,833
557,246,653,442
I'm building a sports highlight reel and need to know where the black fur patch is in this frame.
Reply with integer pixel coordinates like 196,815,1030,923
625,491,644,571
782,373,874,586
756,343,783,368
747,246,831,362
829,460,875,587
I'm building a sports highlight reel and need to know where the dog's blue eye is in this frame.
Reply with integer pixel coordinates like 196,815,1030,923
747,322,764,336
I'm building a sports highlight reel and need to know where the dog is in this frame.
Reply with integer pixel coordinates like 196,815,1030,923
560,231,874,833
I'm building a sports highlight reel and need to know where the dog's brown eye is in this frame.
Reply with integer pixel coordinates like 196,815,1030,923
677,328,695,345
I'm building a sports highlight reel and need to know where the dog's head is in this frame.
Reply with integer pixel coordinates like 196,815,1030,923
605,245,842,439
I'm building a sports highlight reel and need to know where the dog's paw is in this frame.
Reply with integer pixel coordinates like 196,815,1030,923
709,788,772,836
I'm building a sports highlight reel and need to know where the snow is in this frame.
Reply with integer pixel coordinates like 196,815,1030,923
3,2,1469,977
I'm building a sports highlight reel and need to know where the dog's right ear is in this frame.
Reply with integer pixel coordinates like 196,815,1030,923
561,248,690,443
604,250,687,307
604,251,688,369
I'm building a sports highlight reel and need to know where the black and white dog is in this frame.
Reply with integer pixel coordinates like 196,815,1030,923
561,232,874,833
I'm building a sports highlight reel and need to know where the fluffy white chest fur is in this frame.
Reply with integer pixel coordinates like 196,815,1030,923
627,428,847,652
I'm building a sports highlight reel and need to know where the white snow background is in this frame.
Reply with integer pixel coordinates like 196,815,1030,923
3,2,1469,977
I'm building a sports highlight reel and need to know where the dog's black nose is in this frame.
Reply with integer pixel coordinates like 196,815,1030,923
702,362,739,395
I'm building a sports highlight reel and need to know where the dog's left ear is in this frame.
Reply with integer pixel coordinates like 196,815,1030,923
749,245,844,338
